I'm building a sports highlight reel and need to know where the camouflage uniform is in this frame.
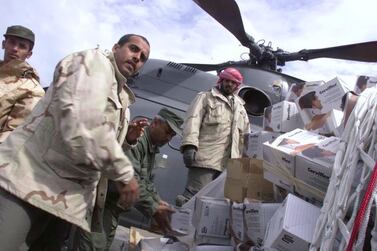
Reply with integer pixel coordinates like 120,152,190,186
0,48,136,249
124,128,162,215
179,87,250,202
0,59,44,143
75,128,162,250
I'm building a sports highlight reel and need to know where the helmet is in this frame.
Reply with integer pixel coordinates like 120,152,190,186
217,67,243,87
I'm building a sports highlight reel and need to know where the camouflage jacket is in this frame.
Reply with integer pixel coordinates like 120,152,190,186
124,128,161,217
0,59,44,143
181,87,250,171
0,49,135,232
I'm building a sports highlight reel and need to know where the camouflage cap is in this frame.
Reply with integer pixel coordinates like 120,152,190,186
4,25,35,43
158,108,183,136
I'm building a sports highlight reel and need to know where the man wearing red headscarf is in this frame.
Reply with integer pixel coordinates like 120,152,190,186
176,67,250,206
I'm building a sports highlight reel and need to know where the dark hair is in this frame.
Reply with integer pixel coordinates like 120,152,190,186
117,34,150,47
298,91,316,109
29,41,34,51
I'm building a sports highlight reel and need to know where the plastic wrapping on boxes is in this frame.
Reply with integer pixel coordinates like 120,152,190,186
244,200,280,247
193,196,231,245
178,172,228,248
170,207,192,236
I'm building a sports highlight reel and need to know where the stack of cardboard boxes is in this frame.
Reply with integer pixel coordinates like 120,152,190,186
188,77,351,250
122,77,356,251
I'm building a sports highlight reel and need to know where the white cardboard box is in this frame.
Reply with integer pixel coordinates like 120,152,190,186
263,129,326,178
263,161,294,192
263,194,320,251
230,202,245,242
317,77,350,113
244,131,281,160
296,77,349,136
244,201,280,247
193,196,231,245
170,207,192,236
295,136,339,193
263,101,304,133
285,81,324,102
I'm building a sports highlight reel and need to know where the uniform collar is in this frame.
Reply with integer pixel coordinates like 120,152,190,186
106,51,135,104
0,59,39,81
107,52,127,84
211,87,234,104
145,128,160,155
211,87,245,105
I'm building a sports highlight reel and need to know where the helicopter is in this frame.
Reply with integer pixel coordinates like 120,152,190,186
118,0,377,229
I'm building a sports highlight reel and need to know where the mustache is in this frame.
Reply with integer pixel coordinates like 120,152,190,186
126,60,136,71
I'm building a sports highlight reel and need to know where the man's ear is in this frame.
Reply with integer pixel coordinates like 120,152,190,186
150,118,157,128
2,40,5,50
26,50,32,59
112,43,120,53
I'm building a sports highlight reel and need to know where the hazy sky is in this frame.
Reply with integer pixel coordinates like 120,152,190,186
1,0,376,87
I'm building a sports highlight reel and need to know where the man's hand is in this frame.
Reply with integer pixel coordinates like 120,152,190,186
153,203,176,233
126,118,149,144
116,177,139,207
183,146,196,167
159,200,170,207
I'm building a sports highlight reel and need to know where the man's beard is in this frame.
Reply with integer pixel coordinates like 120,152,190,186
219,84,234,95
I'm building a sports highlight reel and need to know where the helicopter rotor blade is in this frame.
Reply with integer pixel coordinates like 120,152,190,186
280,41,377,63
193,0,253,48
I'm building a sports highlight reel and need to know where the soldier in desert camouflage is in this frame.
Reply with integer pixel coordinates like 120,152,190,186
0,25,44,143
0,33,150,249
